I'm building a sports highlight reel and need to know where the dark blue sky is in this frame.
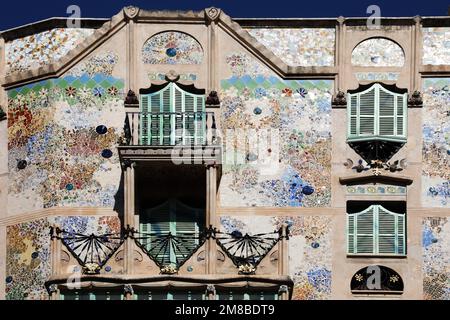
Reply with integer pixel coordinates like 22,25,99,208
1,0,449,31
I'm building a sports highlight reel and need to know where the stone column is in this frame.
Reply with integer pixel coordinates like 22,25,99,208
123,161,136,275
278,223,289,276
206,164,218,274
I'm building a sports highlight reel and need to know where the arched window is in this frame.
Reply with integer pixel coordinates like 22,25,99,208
347,204,405,255
139,82,206,145
351,265,404,294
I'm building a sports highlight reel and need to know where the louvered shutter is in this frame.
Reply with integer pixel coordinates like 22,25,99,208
396,94,406,137
140,95,149,145
377,206,396,253
359,88,376,135
173,201,200,262
378,88,395,136
347,214,356,254
355,206,375,253
184,94,195,145
348,94,358,136
348,204,406,255
149,93,161,145
174,86,183,145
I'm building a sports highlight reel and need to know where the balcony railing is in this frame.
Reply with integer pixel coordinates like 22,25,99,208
123,112,218,146
49,225,289,276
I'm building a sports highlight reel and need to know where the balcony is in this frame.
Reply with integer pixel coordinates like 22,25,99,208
45,224,292,300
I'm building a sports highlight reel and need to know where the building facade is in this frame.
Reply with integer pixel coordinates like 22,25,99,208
0,6,449,300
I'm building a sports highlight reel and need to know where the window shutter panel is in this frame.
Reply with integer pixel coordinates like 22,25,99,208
396,95,405,136
184,94,195,145
347,214,355,254
359,89,375,135
397,214,405,254
356,206,375,254
378,89,395,136
149,93,161,145
174,87,183,144
349,94,358,136
377,206,396,254
141,96,149,145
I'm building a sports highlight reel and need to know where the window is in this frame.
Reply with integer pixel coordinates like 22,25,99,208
60,291,124,300
216,291,279,300
347,204,405,255
139,199,204,266
351,265,404,294
347,83,407,143
134,290,205,300
140,82,206,146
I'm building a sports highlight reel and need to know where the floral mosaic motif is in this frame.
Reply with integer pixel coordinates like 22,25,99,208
148,72,197,81
422,79,450,207
6,28,94,75
219,215,332,300
351,38,405,67
355,72,399,82
423,28,450,65
247,28,335,67
422,217,450,300
7,56,124,214
346,184,406,195
220,52,332,207
142,31,203,64
6,216,120,300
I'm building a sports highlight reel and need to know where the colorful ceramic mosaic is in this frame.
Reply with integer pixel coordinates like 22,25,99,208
148,72,197,81
6,216,120,300
422,78,450,207
422,217,450,300
247,28,335,67
219,52,332,207
65,51,119,77
220,215,332,300
422,28,450,65
6,28,94,75
7,53,124,214
141,31,203,64
346,184,406,195
351,38,405,67
355,72,399,82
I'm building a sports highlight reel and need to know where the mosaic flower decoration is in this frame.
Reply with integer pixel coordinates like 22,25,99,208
142,31,203,64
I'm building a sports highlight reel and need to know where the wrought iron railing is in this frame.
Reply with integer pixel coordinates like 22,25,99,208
123,111,218,146
132,228,208,272
213,228,283,273
50,227,124,274
50,225,288,275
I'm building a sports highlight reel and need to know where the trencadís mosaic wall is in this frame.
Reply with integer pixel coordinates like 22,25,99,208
7,51,124,214
422,28,450,65
247,28,335,67
422,217,450,300
422,78,450,208
220,215,332,300
141,31,203,65
351,38,405,67
5,28,95,76
219,52,332,207
5,216,120,300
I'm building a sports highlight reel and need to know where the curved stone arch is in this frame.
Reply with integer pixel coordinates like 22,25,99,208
350,265,404,294
351,37,405,67
141,30,204,65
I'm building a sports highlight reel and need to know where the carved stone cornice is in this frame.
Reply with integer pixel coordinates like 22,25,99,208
339,173,413,186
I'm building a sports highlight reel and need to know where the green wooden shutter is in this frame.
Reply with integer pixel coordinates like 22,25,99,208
347,214,356,254
355,206,375,254
348,94,358,136
378,87,395,136
140,95,149,145
377,206,396,254
396,94,407,137
348,204,406,255
359,88,376,135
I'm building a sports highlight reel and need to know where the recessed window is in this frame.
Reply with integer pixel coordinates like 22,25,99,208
347,201,406,256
